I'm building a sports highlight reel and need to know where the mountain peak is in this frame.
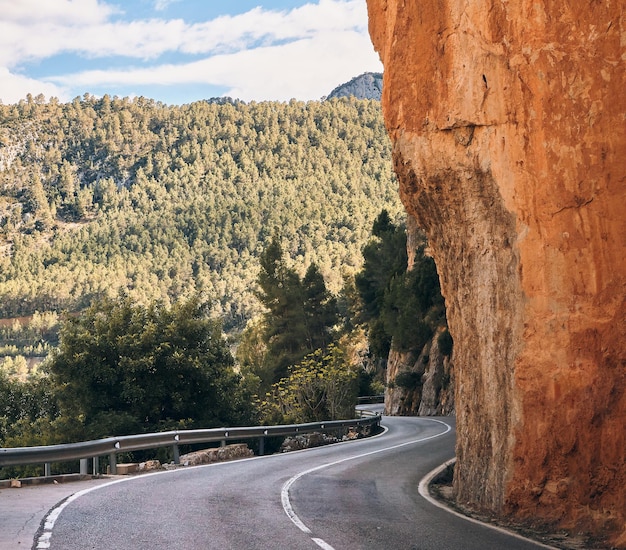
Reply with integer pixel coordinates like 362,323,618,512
326,72,383,101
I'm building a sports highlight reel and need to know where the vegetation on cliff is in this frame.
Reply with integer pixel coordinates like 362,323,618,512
356,210,446,362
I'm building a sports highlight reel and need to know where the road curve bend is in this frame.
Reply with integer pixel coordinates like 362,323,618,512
38,416,550,550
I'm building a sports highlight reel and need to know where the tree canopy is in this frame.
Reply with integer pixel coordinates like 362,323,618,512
255,234,338,387
355,210,446,360
0,95,402,333
0,94,452,477
48,295,254,439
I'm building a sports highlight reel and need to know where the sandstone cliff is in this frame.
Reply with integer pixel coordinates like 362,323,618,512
367,1,626,546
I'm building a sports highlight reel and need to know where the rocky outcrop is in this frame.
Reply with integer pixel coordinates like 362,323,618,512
418,330,454,416
279,427,374,453
367,1,626,546
179,444,253,466
280,432,341,452
326,72,383,100
385,328,454,416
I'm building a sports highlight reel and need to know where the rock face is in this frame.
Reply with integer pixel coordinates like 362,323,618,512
385,327,454,416
326,72,383,100
367,1,626,545
386,214,455,416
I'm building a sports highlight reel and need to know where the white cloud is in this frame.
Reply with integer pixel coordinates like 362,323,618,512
0,0,381,104
1,0,368,64
50,29,381,102
0,19,188,66
0,0,115,24
153,0,181,11
0,67,66,103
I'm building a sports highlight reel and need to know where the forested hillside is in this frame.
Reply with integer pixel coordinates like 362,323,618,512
0,94,402,337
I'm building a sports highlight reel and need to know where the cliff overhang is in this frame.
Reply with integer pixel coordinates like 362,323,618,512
367,1,626,546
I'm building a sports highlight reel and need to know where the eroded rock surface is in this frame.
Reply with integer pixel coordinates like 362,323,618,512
367,1,626,545
179,444,253,466
385,327,454,417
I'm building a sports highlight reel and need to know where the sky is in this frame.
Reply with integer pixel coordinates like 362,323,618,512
0,0,382,105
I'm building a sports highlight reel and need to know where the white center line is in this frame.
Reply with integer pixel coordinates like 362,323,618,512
280,419,452,550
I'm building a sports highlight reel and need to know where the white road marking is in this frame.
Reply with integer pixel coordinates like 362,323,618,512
312,537,337,550
36,418,560,550
34,429,387,548
35,476,132,549
280,418,452,550
418,459,559,550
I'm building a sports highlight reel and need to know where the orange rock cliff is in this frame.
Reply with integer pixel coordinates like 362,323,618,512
366,0,626,545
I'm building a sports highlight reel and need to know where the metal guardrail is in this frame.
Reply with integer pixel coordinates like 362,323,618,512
357,409,379,418
357,394,385,404
0,415,381,475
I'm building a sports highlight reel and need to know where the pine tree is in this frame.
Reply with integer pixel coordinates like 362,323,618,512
302,263,337,352
355,210,446,359
256,235,338,386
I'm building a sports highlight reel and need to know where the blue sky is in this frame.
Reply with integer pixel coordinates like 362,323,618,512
0,0,382,105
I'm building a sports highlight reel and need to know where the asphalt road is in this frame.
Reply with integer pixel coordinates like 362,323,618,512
39,415,550,550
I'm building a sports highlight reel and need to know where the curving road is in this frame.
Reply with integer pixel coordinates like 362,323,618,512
40,415,550,550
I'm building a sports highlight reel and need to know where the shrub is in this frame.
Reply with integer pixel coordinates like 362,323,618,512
394,371,422,390
438,329,453,357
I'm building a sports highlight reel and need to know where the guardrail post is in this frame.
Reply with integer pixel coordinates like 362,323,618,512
258,437,265,456
172,444,180,465
93,456,99,475
44,462,51,477
80,458,88,475
109,453,117,475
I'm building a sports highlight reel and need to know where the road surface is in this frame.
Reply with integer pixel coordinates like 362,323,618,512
39,415,551,549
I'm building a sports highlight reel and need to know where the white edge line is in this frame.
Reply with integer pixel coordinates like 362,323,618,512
36,475,137,548
418,459,560,550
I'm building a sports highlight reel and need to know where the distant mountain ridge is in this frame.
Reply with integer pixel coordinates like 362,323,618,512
327,72,383,101
0,95,402,330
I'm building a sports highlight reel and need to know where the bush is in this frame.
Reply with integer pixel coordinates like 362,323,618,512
394,371,422,390
438,329,453,357
261,344,358,424
47,295,255,439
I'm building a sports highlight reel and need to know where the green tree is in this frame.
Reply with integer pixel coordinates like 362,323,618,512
262,344,358,424
47,295,253,439
302,263,338,354
256,235,338,387
355,210,408,322
381,245,444,352
0,369,58,448
355,211,446,359
355,210,408,358
256,234,308,382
